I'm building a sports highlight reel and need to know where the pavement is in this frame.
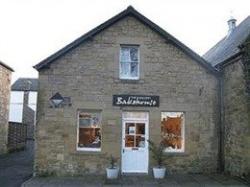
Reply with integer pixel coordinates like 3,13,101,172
0,140,249,187
0,140,34,187
22,174,249,187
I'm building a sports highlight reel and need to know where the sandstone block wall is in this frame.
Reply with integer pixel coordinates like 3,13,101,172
223,58,250,177
0,65,11,154
35,16,219,176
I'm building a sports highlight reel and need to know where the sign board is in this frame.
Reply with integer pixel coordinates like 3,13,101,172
113,95,159,107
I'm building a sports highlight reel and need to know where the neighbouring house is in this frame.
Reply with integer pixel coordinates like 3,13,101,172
0,61,13,154
9,78,38,140
33,6,220,176
204,16,250,177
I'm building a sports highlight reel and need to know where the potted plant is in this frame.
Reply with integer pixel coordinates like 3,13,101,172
106,155,119,179
148,140,167,179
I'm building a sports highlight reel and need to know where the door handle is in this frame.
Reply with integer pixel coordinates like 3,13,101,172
122,149,124,153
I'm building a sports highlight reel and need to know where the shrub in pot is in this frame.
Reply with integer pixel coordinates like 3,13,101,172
148,140,167,179
106,155,119,179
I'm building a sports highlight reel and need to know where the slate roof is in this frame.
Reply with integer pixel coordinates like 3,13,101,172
203,16,250,67
11,78,38,91
34,6,218,75
0,61,14,72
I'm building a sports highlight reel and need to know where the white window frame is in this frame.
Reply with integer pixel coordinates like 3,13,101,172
76,110,101,152
119,45,140,80
161,112,185,153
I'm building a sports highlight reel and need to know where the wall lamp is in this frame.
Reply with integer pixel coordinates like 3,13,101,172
49,92,71,108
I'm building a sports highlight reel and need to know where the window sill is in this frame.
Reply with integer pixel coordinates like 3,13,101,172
74,148,103,155
120,76,139,80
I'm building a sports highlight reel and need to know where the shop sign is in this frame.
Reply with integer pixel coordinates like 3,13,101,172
113,95,159,107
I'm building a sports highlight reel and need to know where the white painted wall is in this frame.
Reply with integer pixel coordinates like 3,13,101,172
9,91,24,122
28,91,37,111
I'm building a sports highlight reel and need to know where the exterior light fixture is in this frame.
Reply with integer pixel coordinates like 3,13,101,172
50,92,64,108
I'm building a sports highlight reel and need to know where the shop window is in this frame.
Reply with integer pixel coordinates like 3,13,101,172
120,45,139,79
161,112,184,152
77,111,101,151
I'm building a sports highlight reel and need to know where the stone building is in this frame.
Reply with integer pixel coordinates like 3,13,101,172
204,16,250,177
0,61,13,154
9,78,38,140
34,6,220,176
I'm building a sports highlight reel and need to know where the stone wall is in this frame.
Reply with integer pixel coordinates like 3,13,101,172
8,122,27,151
0,65,12,154
35,16,219,176
223,57,250,177
23,105,35,140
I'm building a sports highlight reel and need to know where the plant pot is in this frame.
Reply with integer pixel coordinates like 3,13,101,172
153,167,166,179
106,167,119,179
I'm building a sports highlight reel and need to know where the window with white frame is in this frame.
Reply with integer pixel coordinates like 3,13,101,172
77,110,101,151
161,112,184,152
120,45,139,79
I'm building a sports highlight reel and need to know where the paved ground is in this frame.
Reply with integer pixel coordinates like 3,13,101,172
0,141,249,187
22,174,249,187
0,140,34,187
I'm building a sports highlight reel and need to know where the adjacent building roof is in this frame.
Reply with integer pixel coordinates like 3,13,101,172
0,61,14,72
203,16,250,67
34,6,218,75
11,78,38,91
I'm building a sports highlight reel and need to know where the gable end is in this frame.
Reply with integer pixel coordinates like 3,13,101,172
34,6,218,76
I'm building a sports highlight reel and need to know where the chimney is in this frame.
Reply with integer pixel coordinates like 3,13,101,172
227,16,237,36
22,80,32,119
22,80,32,91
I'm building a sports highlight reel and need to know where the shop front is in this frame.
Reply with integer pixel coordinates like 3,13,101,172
75,95,186,174
34,6,219,176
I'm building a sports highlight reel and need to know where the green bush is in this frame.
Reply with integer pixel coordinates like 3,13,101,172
148,140,166,168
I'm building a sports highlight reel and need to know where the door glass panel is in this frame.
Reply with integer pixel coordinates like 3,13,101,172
124,122,146,148
125,135,134,147
126,123,135,135
136,123,145,135
136,136,145,148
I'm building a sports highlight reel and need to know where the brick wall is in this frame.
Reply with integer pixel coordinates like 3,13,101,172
0,65,11,154
35,16,219,176
8,122,27,151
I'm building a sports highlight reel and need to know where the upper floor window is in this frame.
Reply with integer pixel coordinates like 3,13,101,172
119,45,139,80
